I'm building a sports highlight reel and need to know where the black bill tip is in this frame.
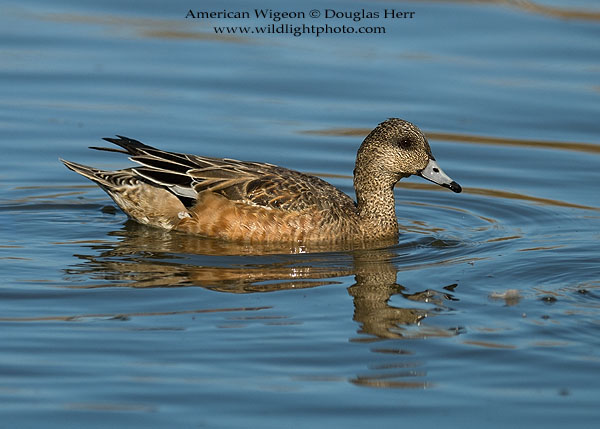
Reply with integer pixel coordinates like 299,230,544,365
444,181,462,193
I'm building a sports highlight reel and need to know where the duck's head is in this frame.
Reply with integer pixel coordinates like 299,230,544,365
356,118,462,193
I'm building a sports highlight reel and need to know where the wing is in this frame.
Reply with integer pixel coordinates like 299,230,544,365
94,136,356,213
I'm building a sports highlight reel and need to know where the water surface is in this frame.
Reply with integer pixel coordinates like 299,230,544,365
1,0,599,427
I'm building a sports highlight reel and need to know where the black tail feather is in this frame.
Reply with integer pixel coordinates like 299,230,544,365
88,135,154,155
88,146,130,154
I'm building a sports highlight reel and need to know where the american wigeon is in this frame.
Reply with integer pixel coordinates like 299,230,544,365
61,118,461,243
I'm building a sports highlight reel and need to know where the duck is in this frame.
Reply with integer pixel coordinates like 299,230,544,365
61,118,461,243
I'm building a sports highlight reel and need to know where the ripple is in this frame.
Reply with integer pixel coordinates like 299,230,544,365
0,306,271,323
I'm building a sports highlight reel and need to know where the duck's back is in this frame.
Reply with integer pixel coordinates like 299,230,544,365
133,149,356,212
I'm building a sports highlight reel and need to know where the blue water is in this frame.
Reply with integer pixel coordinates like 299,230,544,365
1,0,600,427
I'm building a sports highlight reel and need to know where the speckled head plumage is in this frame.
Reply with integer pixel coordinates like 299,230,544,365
356,118,434,178
355,118,461,192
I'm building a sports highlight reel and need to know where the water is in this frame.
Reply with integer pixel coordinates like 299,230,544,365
1,0,599,427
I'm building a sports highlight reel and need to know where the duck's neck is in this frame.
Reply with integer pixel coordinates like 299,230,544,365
353,164,400,239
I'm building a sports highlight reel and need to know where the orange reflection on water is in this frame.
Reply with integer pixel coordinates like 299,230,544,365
302,127,600,155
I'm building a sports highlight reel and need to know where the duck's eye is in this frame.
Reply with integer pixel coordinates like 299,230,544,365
398,138,414,149
433,167,440,173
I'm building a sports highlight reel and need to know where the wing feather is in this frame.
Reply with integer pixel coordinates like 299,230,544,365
92,136,356,213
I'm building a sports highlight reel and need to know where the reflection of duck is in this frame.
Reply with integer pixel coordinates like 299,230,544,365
349,249,426,339
62,119,461,243
57,228,461,388
67,222,459,340
349,249,459,340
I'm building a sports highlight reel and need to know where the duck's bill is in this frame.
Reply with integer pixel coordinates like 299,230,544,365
419,159,462,193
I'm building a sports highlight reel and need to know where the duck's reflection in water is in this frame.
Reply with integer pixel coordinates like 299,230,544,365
349,249,458,341
69,221,460,338
67,221,461,388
